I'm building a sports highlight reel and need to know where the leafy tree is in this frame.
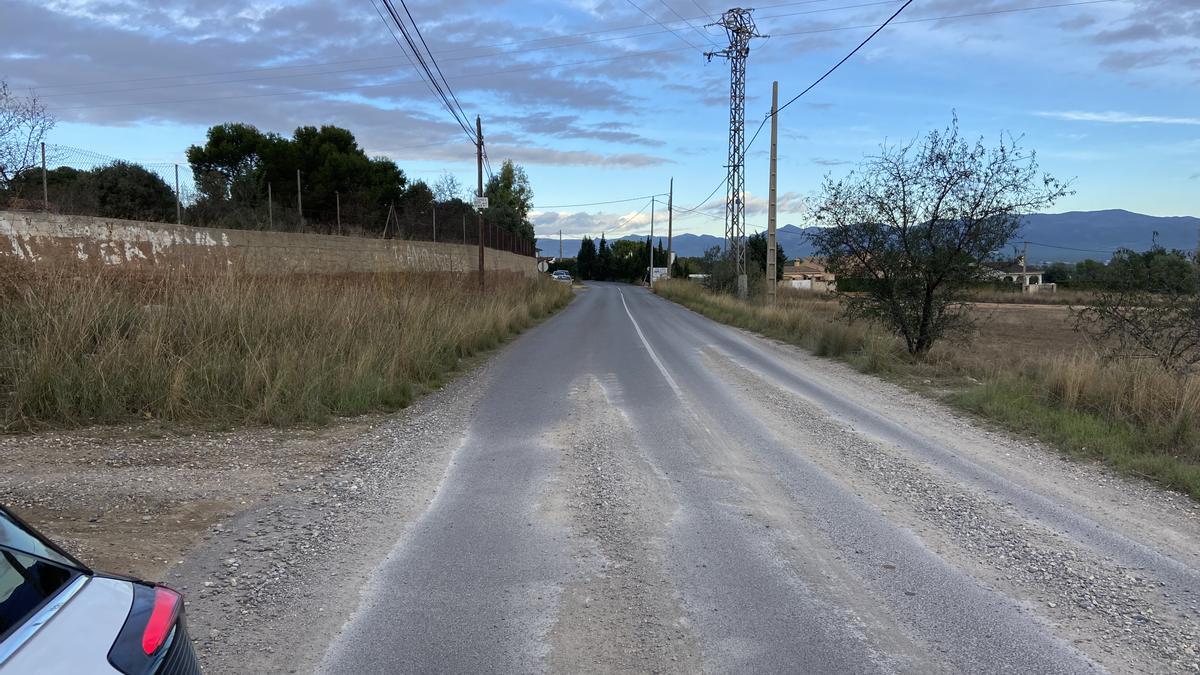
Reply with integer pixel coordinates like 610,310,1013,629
610,239,644,281
90,161,176,222
746,232,787,281
577,236,597,280
483,160,534,240
808,117,1069,355
186,122,267,202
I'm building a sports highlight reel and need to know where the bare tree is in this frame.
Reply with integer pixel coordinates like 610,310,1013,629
0,81,55,195
432,171,464,203
809,117,1070,355
1075,277,1200,375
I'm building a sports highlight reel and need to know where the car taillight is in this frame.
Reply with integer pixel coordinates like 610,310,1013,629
108,581,189,674
142,586,181,654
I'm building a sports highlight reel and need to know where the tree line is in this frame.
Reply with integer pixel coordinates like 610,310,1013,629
0,84,535,242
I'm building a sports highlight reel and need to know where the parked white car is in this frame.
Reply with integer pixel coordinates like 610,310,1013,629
0,505,200,674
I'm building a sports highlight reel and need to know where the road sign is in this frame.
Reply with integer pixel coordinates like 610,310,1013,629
473,197,489,209
651,267,670,281
537,260,549,273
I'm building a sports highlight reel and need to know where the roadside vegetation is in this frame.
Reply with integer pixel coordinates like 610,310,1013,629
0,268,571,430
655,280,1200,498
655,117,1200,498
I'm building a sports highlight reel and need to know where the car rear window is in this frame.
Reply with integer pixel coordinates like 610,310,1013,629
0,548,75,639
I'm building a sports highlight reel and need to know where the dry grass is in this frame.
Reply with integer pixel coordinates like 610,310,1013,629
655,279,1200,498
966,287,1098,305
0,267,572,429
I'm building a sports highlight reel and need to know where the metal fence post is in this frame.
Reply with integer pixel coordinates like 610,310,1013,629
174,164,182,225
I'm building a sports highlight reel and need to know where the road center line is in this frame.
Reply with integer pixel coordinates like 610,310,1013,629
619,290,682,397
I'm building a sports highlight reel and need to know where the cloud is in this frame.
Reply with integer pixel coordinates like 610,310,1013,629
1036,111,1200,126
811,157,852,166
531,206,654,237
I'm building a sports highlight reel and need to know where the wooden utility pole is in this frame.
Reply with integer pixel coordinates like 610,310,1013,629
767,81,779,303
174,164,182,225
296,169,304,229
476,115,485,290
268,183,274,229
41,142,48,214
667,178,673,278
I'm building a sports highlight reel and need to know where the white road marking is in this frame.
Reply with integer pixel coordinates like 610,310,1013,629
620,289,683,397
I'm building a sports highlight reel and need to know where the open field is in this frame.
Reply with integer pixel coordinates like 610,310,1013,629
654,280,1200,498
0,267,572,429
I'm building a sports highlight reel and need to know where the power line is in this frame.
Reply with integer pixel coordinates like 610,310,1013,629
773,0,914,119
671,204,724,220
1024,241,1118,255
613,200,655,232
534,194,667,209
655,0,720,47
624,0,701,50
392,0,474,137
742,0,1116,157
376,0,476,143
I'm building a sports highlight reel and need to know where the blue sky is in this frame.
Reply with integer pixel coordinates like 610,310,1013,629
3,0,1198,238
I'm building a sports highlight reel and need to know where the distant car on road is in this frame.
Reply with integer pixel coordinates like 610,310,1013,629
0,505,200,674
550,270,572,284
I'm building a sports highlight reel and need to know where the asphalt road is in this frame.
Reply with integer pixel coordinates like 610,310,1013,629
320,282,1200,674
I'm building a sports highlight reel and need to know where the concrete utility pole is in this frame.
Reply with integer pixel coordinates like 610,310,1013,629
667,178,673,278
1022,241,1029,293
268,183,274,229
767,81,779,303
706,8,764,299
296,169,304,229
174,164,182,225
476,115,485,291
648,197,657,288
40,142,48,214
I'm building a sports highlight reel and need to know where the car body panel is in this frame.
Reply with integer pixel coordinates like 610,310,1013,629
0,576,131,674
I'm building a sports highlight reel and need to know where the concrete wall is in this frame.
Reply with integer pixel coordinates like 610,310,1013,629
0,210,536,277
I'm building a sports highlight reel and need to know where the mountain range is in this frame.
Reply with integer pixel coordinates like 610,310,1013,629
536,210,1200,264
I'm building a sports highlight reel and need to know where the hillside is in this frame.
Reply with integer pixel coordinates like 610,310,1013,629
537,209,1200,263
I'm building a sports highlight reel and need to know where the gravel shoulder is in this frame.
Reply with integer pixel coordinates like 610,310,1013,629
700,341,1200,673
0,353,502,673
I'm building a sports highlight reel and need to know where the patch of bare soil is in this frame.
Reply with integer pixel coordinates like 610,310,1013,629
0,356,497,673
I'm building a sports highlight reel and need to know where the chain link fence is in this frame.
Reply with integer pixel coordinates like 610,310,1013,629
1,143,536,257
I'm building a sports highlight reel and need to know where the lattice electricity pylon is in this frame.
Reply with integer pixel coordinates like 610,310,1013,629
705,8,764,293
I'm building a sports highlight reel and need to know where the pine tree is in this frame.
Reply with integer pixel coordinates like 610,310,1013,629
597,234,612,281
577,236,597,280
